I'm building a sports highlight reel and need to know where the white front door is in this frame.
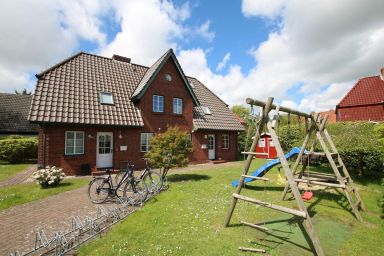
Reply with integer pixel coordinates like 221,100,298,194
96,132,113,168
207,134,215,160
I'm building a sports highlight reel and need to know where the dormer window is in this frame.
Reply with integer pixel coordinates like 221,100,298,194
100,92,114,105
202,106,211,115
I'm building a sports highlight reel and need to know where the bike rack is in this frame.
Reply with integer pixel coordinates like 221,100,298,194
9,189,162,256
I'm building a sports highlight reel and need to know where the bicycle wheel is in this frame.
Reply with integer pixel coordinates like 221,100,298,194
88,177,110,204
123,179,148,205
143,171,163,194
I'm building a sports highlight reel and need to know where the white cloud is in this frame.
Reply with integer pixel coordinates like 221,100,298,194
195,20,215,42
99,0,189,65
216,53,231,72
0,0,108,93
242,0,285,19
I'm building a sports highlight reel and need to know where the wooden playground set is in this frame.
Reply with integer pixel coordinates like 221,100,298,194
224,97,364,255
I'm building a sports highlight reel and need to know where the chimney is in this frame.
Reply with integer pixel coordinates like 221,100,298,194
381,67,384,80
112,54,131,63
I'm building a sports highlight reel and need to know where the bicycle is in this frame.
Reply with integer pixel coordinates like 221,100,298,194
88,163,148,205
115,159,163,194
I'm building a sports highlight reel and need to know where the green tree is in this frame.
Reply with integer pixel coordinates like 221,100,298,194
145,126,193,169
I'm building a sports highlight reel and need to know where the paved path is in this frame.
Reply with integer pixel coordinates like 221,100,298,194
0,165,38,187
0,161,238,255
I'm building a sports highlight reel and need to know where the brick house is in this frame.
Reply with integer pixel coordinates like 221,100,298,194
28,49,244,175
0,93,38,136
336,68,384,122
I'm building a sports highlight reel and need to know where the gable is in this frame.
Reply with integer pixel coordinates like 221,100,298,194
131,49,200,106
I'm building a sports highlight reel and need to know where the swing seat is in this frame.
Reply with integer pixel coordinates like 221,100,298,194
302,191,313,200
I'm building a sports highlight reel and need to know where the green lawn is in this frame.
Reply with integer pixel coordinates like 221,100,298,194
79,160,384,256
0,178,89,210
0,163,31,182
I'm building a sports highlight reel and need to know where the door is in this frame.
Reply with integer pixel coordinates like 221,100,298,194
207,134,215,160
96,132,113,168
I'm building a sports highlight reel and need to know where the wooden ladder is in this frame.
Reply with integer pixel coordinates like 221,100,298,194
281,115,364,221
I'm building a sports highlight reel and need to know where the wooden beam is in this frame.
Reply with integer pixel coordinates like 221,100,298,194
294,178,346,188
239,247,266,253
241,175,269,181
224,97,274,227
246,98,312,118
241,221,269,231
233,193,307,218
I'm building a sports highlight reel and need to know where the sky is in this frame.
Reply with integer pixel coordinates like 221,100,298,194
0,0,383,112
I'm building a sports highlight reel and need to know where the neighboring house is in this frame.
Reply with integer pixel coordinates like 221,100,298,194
336,68,384,122
318,110,336,123
0,93,38,136
28,49,244,175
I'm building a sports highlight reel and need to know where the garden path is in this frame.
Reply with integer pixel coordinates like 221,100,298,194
0,161,234,255
0,164,37,188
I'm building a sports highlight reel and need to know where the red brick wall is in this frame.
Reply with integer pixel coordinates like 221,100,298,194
337,104,384,121
38,125,143,175
138,58,194,133
191,131,238,162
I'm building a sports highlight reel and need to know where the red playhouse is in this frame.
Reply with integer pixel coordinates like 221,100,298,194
255,133,277,159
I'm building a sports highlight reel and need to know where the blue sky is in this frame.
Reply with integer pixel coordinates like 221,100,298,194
0,0,383,111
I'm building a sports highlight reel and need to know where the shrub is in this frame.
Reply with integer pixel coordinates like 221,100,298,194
327,122,384,178
31,166,65,188
145,126,193,169
0,136,38,163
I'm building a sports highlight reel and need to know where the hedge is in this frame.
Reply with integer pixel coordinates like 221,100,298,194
0,136,38,163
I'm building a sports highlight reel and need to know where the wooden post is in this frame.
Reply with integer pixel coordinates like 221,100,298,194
224,97,274,227
267,120,325,256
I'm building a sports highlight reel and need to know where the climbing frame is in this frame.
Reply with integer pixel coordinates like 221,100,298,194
224,96,365,255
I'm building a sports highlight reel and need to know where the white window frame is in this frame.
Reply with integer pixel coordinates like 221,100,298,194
65,131,84,155
202,106,212,115
173,98,183,114
140,133,154,152
100,92,114,105
223,134,229,149
153,95,164,112
258,138,265,147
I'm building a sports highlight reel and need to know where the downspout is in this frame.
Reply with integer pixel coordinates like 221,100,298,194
41,124,46,168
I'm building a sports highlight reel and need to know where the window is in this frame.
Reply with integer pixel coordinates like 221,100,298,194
153,95,164,112
65,131,84,155
258,138,265,147
165,74,172,81
202,106,211,115
140,133,153,152
173,98,183,114
100,92,114,105
223,134,229,149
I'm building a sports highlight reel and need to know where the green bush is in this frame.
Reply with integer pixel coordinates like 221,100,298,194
327,122,384,178
145,126,193,169
0,136,38,163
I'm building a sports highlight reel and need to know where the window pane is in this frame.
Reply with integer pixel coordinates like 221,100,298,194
100,92,114,104
76,132,84,140
66,132,74,139
67,139,74,148
66,146,74,154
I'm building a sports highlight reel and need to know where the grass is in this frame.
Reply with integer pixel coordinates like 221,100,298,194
0,163,31,182
79,159,384,256
0,178,89,210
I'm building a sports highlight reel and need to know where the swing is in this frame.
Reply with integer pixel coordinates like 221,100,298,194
302,122,313,201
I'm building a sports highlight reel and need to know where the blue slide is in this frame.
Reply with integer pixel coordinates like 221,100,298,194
232,147,302,187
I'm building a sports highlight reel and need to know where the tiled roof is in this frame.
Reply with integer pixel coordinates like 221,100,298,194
29,52,146,126
189,78,245,131
29,50,244,131
337,76,384,107
0,93,38,134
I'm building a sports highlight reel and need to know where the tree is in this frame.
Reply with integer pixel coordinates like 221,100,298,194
15,88,32,95
231,105,258,153
144,126,193,169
